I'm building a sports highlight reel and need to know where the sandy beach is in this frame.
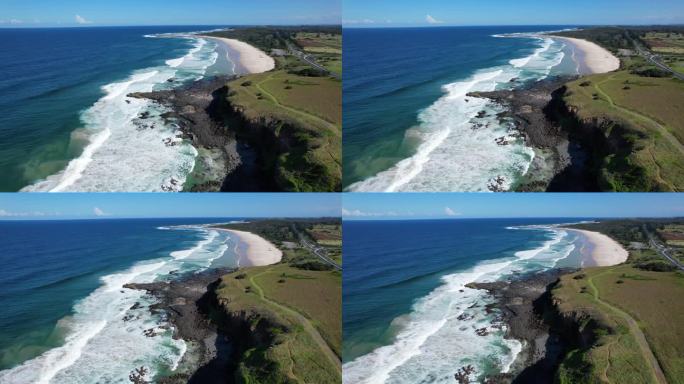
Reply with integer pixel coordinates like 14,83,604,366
218,229,282,267
201,36,275,74
548,36,620,74
562,228,628,267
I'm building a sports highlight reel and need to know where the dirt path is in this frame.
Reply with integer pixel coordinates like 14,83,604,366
587,270,668,384
249,269,342,373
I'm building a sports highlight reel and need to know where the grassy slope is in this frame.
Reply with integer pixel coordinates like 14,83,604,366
207,27,341,192
554,266,684,384
563,70,684,191
553,219,684,383
212,220,342,383
554,27,684,191
216,266,341,383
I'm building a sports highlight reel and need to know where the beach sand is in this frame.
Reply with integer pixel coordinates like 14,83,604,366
218,229,283,267
563,228,629,267
201,36,275,74
550,36,620,74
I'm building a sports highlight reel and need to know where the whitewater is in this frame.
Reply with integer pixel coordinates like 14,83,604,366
347,35,570,192
343,226,580,384
22,35,224,192
0,226,238,384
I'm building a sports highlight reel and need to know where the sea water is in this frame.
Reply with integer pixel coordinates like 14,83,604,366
343,26,581,192
342,218,591,383
0,219,244,383
0,26,235,192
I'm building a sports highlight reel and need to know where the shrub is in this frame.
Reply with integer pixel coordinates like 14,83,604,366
241,81,252,86
579,81,592,87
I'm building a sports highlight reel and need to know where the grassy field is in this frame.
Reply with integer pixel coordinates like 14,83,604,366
563,70,684,191
206,27,342,192
643,32,684,55
225,56,341,191
212,219,341,383
306,223,342,246
554,265,684,384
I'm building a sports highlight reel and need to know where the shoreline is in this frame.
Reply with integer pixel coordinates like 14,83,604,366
215,228,282,267
560,228,628,266
199,36,275,74
547,35,620,74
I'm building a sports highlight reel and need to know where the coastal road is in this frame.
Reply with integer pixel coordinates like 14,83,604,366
628,36,684,81
644,225,684,271
291,224,342,271
588,270,668,384
286,41,340,79
249,270,342,374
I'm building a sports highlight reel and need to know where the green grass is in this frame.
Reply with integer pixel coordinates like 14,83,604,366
554,263,684,384
212,221,342,384
226,70,341,191
563,70,684,191
217,266,341,383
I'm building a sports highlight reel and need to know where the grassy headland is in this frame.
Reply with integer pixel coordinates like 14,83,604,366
550,27,684,191
207,27,342,192
208,219,341,383
547,219,684,384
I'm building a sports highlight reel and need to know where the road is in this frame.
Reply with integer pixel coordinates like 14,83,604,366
629,35,684,80
644,225,684,271
291,225,342,271
286,41,340,79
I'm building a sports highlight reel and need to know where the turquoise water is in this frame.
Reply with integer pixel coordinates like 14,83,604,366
343,26,581,192
0,26,235,192
342,218,589,383
0,218,243,383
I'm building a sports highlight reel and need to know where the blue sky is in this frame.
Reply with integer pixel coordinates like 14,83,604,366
343,0,684,27
343,193,684,220
0,193,340,220
0,0,340,27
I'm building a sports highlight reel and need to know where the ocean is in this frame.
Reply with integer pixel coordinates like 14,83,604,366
343,26,582,192
342,218,590,383
0,26,235,192
0,218,243,383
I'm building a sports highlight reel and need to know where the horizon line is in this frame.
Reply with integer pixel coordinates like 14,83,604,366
343,216,683,221
342,23,684,29
0,23,342,29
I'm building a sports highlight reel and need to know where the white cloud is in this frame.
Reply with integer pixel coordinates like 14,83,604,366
342,208,400,217
343,19,377,25
75,14,92,24
93,207,107,216
0,19,24,25
426,14,443,24
0,209,46,217
444,206,459,216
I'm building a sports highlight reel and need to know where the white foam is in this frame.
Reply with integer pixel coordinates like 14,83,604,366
343,229,577,383
22,36,220,192
0,226,237,383
348,35,569,192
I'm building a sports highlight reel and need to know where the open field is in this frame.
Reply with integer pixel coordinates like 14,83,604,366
216,265,341,383
563,70,684,191
306,223,342,247
643,32,684,55
555,265,684,384
212,219,342,383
